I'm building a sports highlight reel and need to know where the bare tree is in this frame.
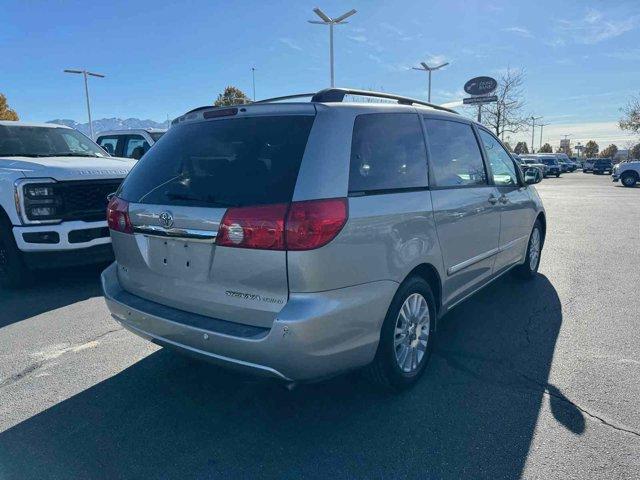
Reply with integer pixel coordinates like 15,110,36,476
619,93,640,133
480,69,528,139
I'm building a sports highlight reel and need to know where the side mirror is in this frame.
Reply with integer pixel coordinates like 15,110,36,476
525,168,542,185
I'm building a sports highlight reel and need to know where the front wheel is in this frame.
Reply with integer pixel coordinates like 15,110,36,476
555,173,560,178
0,217,33,288
621,172,638,187
364,276,436,390
514,220,543,280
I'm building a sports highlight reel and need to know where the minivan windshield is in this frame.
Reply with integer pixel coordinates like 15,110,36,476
539,158,558,165
118,115,315,207
0,125,107,157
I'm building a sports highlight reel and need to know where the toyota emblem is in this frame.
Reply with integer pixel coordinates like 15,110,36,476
158,211,174,229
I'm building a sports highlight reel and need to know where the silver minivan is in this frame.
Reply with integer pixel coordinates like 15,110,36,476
102,89,545,389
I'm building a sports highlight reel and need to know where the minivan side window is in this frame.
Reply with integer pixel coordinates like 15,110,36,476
349,113,428,193
423,118,487,187
478,129,519,186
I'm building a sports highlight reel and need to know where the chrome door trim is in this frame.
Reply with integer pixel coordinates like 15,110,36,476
445,263,518,312
447,247,499,275
133,225,218,243
447,234,528,276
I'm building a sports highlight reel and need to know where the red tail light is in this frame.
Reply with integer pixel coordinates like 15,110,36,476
107,196,133,234
217,198,348,251
285,198,348,250
218,203,288,250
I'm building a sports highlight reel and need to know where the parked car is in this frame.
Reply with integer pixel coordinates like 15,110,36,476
96,128,166,160
612,160,640,187
556,153,576,172
535,155,562,177
0,121,135,287
592,158,613,175
102,88,546,390
518,155,549,178
583,158,596,173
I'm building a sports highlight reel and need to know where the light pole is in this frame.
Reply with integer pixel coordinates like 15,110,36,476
412,61,449,103
538,122,549,150
64,69,105,140
251,67,256,101
308,7,357,87
530,116,542,153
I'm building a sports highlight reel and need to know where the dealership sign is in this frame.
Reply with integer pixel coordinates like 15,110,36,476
463,95,498,105
464,76,498,96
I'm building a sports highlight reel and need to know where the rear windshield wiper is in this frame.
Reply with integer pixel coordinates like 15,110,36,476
165,192,240,207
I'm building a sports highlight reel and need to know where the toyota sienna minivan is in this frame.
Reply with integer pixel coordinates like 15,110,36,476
102,88,546,389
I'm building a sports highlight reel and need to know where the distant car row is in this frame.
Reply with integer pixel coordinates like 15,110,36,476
512,153,579,178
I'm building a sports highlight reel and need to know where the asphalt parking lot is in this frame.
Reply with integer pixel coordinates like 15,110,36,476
0,173,638,479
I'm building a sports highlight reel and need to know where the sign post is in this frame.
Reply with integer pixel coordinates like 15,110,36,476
463,76,498,125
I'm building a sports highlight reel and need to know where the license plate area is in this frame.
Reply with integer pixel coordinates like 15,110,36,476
145,236,213,280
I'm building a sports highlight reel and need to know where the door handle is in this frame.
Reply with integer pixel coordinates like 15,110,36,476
488,195,498,205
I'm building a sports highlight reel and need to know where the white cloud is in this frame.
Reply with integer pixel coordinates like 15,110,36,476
503,26,534,38
278,38,302,51
556,8,639,44
347,35,367,43
379,22,405,36
607,49,640,61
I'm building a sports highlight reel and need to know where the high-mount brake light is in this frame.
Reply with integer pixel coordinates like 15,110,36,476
107,196,133,234
203,108,239,119
217,198,348,251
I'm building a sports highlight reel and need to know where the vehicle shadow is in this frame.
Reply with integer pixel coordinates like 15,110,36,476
0,274,574,479
0,264,106,329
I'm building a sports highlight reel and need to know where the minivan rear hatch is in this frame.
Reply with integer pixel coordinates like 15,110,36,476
111,106,316,328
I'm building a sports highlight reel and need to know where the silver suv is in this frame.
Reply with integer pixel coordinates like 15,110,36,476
102,88,546,389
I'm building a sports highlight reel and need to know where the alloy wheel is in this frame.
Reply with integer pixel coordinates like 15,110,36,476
394,293,430,373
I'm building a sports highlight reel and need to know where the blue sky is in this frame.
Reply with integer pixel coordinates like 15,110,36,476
3,0,640,147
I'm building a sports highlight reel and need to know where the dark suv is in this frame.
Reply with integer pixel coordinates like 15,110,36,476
592,158,613,175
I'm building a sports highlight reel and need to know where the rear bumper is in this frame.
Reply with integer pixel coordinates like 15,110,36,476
101,263,398,381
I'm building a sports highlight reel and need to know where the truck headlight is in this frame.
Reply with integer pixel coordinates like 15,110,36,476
15,179,63,224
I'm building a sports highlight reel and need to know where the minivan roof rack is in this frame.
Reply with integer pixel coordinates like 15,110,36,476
182,88,458,118
310,88,459,114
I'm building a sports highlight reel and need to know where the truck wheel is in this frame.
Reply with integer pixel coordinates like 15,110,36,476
0,218,33,288
621,172,638,187
364,276,436,390
555,173,560,178
514,220,543,280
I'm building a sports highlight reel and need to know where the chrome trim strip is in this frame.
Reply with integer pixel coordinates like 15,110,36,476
447,235,528,276
446,263,518,312
448,247,499,275
133,225,217,243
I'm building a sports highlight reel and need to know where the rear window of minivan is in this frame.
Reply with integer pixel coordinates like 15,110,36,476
118,115,315,207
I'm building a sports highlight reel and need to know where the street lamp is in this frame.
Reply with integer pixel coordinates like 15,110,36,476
412,61,449,103
63,69,105,140
530,116,542,153
308,7,357,87
538,122,549,150
251,67,256,101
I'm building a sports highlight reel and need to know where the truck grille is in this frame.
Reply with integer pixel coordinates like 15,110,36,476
59,180,122,222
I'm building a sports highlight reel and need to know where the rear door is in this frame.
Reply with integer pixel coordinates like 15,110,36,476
112,110,315,328
477,128,535,273
424,117,501,306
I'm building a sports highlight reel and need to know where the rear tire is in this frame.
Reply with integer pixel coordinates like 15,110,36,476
514,220,543,280
555,173,560,178
364,276,436,391
621,172,637,187
0,217,33,289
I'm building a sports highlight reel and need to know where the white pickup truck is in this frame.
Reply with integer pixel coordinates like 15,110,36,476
612,160,640,187
0,121,136,287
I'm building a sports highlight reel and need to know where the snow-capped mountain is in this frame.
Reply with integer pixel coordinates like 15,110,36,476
47,118,170,136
